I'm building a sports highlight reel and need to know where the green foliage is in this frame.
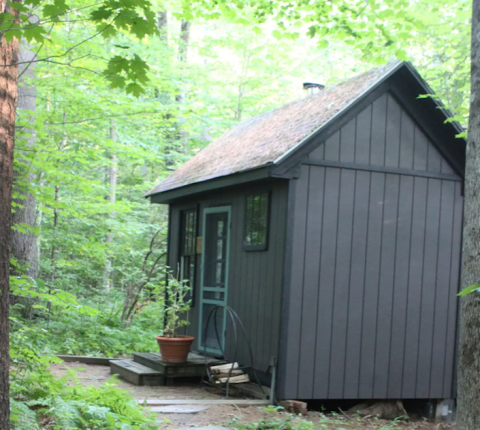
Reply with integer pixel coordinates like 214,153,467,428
4,0,158,94
11,288,163,357
232,416,315,430
163,269,191,338
9,292,159,429
458,284,480,296
184,0,423,62
10,378,158,429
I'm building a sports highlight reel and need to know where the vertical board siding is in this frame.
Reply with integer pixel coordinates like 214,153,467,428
359,172,385,398
282,165,310,396
169,180,288,377
297,166,324,398
343,170,370,398
430,180,455,397
443,181,463,397
282,165,463,400
384,96,402,168
328,169,356,399
311,92,457,176
312,167,341,398
373,173,400,398
416,179,442,398
369,94,388,166
387,175,414,398
401,177,428,398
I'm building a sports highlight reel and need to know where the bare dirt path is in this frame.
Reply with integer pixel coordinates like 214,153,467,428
49,362,456,430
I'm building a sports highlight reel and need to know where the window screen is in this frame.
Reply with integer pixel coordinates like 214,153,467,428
244,193,269,251
180,209,197,301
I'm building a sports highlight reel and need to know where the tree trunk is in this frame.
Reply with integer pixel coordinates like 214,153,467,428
12,44,38,279
157,10,168,45
174,20,191,153
103,119,117,291
49,112,67,291
457,1,480,428
0,1,20,427
175,19,190,105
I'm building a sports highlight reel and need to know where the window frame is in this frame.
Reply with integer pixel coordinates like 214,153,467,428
179,207,198,306
243,191,270,252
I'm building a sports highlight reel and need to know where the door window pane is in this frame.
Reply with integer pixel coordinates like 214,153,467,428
204,212,228,288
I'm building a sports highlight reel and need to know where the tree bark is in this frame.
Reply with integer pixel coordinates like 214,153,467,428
103,119,117,291
49,112,67,291
12,44,38,280
0,1,20,427
157,10,168,45
175,19,190,105
174,20,191,153
457,1,480,429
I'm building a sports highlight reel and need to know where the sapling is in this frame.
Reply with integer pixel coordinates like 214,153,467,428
163,269,191,338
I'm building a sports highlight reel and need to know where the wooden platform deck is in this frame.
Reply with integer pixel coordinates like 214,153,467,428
110,359,165,386
111,352,224,386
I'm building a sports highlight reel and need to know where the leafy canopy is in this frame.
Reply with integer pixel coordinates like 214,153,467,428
2,0,159,95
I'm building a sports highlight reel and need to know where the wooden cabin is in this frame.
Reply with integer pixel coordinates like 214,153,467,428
146,61,465,402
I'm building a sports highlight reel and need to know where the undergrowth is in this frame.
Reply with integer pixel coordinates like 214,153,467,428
9,282,164,428
9,322,159,429
11,290,164,358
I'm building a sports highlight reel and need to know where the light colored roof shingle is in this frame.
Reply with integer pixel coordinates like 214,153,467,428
146,61,402,197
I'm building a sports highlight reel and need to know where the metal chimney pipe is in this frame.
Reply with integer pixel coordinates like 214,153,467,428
303,82,325,95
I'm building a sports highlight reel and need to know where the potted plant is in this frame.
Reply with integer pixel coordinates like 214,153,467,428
155,270,194,363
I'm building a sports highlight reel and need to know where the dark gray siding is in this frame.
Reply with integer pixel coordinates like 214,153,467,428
308,92,457,176
279,92,463,400
167,180,288,377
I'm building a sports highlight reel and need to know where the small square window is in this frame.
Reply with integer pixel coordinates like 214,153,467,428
244,192,269,251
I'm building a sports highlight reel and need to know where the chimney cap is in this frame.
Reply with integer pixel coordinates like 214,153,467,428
303,82,325,91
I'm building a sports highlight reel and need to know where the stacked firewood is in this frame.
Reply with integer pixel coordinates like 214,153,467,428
209,362,250,384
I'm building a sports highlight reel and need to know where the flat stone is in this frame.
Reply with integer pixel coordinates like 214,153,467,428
150,405,210,414
174,427,230,430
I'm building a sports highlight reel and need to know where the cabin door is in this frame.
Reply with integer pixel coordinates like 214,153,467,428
199,206,231,355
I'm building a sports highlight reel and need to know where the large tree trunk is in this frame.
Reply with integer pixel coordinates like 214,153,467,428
0,1,20,427
11,45,38,319
12,45,38,279
103,119,117,290
457,1,480,429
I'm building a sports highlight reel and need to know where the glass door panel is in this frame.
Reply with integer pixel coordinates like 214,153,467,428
199,207,230,354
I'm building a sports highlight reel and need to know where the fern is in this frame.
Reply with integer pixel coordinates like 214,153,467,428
46,397,83,430
10,399,40,430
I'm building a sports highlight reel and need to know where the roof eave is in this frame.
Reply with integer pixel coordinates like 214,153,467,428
148,165,275,204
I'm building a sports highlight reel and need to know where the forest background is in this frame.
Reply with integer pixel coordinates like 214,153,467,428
6,0,471,428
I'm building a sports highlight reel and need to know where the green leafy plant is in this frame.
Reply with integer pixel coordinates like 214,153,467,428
163,269,191,338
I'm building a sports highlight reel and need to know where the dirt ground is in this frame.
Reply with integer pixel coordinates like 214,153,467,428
49,362,456,430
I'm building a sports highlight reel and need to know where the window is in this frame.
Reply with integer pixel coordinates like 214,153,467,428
244,193,269,251
180,209,197,301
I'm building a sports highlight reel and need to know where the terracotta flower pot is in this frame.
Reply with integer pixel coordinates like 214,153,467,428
155,335,195,363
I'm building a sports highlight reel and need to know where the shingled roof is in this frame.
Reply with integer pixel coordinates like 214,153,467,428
146,61,404,198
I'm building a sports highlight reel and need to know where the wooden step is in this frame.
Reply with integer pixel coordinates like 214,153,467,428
110,359,165,386
133,352,222,379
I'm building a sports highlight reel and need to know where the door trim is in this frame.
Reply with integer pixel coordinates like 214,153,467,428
198,206,231,355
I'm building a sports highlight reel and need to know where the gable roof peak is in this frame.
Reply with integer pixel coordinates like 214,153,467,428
146,61,411,198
